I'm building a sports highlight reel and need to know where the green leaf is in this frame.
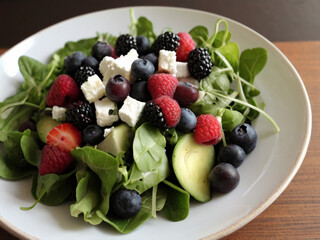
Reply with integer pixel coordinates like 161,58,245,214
220,109,245,131
189,25,209,46
216,42,240,72
213,30,232,48
135,17,157,44
124,123,170,194
239,47,268,83
20,134,41,167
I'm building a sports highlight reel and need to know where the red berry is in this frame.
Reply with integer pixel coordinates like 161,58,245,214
176,32,195,62
194,114,222,145
39,144,74,175
47,123,82,152
46,74,81,107
153,96,181,127
148,73,178,99
174,82,199,106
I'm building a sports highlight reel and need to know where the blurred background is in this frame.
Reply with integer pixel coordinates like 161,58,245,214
0,0,320,48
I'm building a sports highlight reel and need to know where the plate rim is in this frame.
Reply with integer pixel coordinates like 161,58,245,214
0,5,312,240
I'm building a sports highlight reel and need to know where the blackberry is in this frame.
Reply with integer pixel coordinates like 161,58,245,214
66,100,96,130
188,48,213,79
73,66,95,87
143,102,166,128
151,31,180,54
115,34,137,56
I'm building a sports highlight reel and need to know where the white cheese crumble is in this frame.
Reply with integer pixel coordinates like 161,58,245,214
80,74,105,103
52,106,66,121
175,61,190,78
119,96,146,127
95,97,119,127
158,50,177,76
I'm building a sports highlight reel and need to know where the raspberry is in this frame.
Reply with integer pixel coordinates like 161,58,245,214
46,74,81,107
148,73,179,99
151,31,180,53
194,114,222,145
188,48,213,79
144,96,181,128
73,66,95,87
115,34,137,56
66,100,96,130
39,144,74,175
176,32,195,62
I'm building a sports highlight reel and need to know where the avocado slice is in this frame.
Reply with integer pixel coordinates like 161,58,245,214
37,115,61,143
172,133,215,202
97,123,133,156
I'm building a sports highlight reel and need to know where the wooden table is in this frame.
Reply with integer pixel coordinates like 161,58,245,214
0,41,319,239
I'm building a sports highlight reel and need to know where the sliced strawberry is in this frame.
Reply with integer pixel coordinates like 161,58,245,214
46,74,81,107
39,144,74,175
47,123,82,152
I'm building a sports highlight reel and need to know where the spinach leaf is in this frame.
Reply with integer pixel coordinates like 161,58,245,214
20,134,41,167
239,48,268,83
124,122,170,194
71,147,119,223
160,180,189,221
216,42,240,72
219,109,245,131
213,30,232,48
189,25,209,46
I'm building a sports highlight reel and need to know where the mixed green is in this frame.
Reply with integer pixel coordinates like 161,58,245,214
0,9,279,234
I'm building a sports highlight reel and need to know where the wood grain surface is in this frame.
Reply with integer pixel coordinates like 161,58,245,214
0,41,319,239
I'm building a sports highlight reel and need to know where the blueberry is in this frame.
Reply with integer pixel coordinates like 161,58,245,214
64,51,85,73
81,124,104,145
130,59,155,82
110,189,141,219
209,163,240,193
83,56,99,73
141,52,158,70
176,108,197,132
130,80,152,102
174,82,199,107
92,41,112,62
106,75,131,102
136,35,150,56
218,144,246,168
18,120,36,132
229,123,257,154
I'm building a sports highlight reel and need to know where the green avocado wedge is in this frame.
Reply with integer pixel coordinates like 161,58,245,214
172,133,215,202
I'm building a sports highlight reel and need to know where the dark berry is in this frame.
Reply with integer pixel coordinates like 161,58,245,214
18,120,36,132
151,31,180,53
83,56,99,73
229,123,257,154
130,81,152,102
176,108,197,132
110,189,141,219
136,35,150,56
209,163,240,193
106,75,131,102
73,66,95,87
188,48,212,79
64,51,85,74
81,124,104,145
173,82,199,107
130,59,155,82
66,100,96,130
92,41,112,62
115,34,137,56
143,102,166,128
141,52,158,70
218,144,246,168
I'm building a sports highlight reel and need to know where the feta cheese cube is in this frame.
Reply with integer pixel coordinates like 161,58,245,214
80,74,105,103
158,50,177,76
95,97,119,127
119,96,146,127
52,106,67,121
176,62,190,78
99,49,139,85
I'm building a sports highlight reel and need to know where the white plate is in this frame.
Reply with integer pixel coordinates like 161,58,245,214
0,6,312,240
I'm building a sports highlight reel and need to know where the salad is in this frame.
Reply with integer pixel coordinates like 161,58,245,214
0,9,279,234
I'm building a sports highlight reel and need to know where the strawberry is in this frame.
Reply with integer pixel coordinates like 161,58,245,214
46,74,81,107
148,73,178,99
194,114,222,145
176,32,195,62
144,95,181,128
39,144,74,175
46,123,82,152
